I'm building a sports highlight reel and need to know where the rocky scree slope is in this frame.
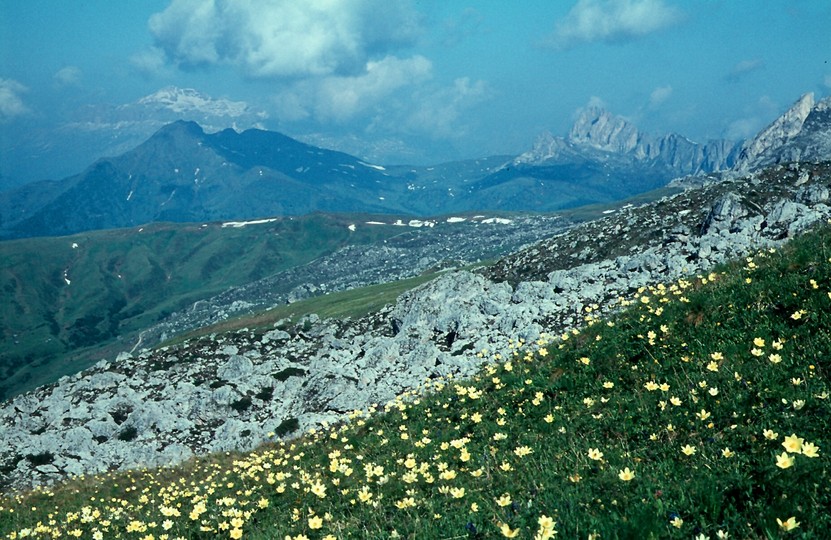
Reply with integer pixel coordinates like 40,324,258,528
133,214,570,351
1,160,830,492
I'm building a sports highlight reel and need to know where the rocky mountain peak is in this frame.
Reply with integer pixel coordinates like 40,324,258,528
567,106,642,155
514,106,739,174
735,93,819,171
512,131,568,164
136,86,261,120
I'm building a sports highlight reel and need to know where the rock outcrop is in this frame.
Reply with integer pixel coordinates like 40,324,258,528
736,93,831,171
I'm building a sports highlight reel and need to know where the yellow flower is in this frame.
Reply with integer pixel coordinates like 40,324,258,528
710,352,724,360
763,429,779,440
721,448,735,458
775,451,795,469
753,337,765,347
782,434,804,453
579,356,591,365
538,515,556,529
602,381,614,389
496,493,512,507
544,414,554,423
308,516,323,530
500,523,520,538
670,516,684,528
230,529,243,539
644,381,659,391
449,487,465,499
696,409,711,421
394,497,416,509
587,448,604,461
470,502,479,512
670,396,682,406
706,361,719,372
777,516,800,531
791,310,805,320
801,441,820,458
357,487,374,503
310,480,327,498
514,446,534,458
681,445,696,456
618,467,635,481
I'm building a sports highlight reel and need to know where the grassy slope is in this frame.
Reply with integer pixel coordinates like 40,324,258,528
2,226,831,539
163,261,491,346
0,214,403,399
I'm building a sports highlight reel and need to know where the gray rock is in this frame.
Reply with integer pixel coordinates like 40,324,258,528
217,355,254,380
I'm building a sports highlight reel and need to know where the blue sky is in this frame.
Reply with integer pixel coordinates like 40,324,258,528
1,0,830,176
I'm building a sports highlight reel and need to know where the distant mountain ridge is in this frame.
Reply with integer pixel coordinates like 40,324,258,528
516,106,742,175
0,121,404,238
3,91,829,239
0,87,269,191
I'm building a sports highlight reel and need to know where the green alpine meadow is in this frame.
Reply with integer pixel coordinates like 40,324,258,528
2,222,830,539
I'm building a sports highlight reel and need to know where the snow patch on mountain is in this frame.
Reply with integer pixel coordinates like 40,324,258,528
137,87,263,120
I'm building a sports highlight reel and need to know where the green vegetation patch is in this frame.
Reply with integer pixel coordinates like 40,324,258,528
0,213,403,399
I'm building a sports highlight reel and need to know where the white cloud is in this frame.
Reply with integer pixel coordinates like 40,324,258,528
649,85,673,107
402,77,489,137
130,47,172,78
724,95,780,140
549,0,682,49
586,95,607,109
823,74,831,89
725,117,760,140
274,55,433,123
148,0,422,78
727,58,764,81
0,79,30,121
54,66,82,87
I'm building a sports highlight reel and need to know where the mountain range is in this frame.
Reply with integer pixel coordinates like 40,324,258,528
0,87,269,191
0,95,751,239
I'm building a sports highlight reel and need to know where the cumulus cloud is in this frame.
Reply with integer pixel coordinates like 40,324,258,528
54,66,82,87
148,0,422,78
403,77,489,137
725,117,760,140
274,55,433,122
131,47,172,78
0,79,30,121
727,58,764,82
724,95,780,140
649,85,673,107
548,0,682,49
